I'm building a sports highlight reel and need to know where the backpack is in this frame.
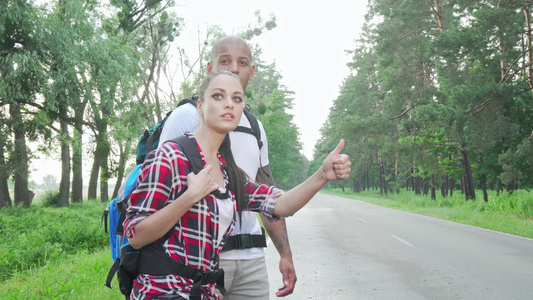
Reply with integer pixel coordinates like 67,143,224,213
104,135,210,299
135,96,198,165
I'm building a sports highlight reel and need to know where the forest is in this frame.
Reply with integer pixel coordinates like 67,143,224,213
1,0,533,209
314,0,533,202
0,0,307,208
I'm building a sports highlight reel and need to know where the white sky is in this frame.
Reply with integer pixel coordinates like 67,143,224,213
30,0,368,184
175,0,368,159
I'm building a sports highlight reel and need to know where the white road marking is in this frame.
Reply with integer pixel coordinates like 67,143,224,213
391,234,414,247
358,217,367,223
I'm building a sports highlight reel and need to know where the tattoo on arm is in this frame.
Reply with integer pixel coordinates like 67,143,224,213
256,165,292,255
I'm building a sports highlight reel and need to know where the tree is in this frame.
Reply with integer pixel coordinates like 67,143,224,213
0,0,47,207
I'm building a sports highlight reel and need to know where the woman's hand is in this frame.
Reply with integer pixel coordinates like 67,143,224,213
186,164,220,202
321,139,351,181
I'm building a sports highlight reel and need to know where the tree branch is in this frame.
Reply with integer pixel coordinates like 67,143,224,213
468,97,492,116
389,106,412,121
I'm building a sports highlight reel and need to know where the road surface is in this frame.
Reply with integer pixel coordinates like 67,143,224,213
265,193,533,300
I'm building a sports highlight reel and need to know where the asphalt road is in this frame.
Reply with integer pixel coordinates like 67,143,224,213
265,193,533,300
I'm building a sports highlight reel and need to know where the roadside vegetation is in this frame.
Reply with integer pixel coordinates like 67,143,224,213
325,188,533,239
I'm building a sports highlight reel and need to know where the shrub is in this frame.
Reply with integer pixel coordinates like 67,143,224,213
0,200,109,282
40,190,61,207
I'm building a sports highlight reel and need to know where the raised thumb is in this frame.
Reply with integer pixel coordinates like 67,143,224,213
332,139,345,155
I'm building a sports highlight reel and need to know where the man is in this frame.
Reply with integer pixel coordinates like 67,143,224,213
160,35,296,299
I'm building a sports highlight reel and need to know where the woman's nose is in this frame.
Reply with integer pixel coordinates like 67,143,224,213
224,97,234,108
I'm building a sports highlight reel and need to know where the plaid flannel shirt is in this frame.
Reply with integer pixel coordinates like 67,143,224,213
124,134,281,299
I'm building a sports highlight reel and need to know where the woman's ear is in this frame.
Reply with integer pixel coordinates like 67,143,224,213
197,99,202,115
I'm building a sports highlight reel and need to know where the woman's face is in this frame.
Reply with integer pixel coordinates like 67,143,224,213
199,74,244,134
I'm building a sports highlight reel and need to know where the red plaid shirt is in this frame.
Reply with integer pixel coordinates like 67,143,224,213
124,134,281,299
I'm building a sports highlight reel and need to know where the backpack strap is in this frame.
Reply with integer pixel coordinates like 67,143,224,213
157,134,203,243
176,95,198,108
232,106,271,181
170,135,203,175
221,227,267,251
233,106,263,149
139,245,226,299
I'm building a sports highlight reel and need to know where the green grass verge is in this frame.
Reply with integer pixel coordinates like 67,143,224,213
324,188,533,239
0,247,123,299
0,200,108,281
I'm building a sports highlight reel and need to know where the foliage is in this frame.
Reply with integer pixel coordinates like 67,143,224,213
314,0,533,200
1,1,307,206
0,200,108,282
40,190,61,207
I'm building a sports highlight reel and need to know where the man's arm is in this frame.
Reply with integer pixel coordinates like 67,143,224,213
257,164,297,297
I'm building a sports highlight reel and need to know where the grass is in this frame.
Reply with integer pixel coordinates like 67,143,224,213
324,188,533,239
0,199,108,281
0,248,123,299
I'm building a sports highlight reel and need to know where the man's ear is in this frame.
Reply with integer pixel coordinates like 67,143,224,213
249,64,255,81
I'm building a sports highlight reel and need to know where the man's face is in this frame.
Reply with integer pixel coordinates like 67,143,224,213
208,43,255,90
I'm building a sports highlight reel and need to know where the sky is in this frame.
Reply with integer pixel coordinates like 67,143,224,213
30,0,369,184
172,0,368,158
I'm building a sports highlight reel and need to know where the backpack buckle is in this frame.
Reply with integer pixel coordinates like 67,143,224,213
235,234,252,249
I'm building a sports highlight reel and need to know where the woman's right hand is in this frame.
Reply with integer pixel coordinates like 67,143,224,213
186,164,220,202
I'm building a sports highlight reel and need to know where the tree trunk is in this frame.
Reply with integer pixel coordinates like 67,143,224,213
112,141,130,199
522,5,533,96
460,147,476,200
379,156,385,196
480,173,488,202
431,175,436,201
99,121,110,203
0,141,11,208
433,0,444,32
395,156,400,193
372,155,376,190
100,177,109,202
441,175,448,197
71,121,84,203
58,119,70,207
423,176,429,196
364,165,369,191
414,166,421,195
386,162,391,194
88,152,100,200
10,102,32,207
450,179,454,197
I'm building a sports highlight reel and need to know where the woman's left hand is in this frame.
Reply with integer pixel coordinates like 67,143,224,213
322,139,351,181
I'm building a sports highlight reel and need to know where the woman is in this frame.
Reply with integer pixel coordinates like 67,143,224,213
124,70,351,299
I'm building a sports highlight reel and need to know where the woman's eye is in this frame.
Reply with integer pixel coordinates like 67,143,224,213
233,96,243,102
213,93,223,99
